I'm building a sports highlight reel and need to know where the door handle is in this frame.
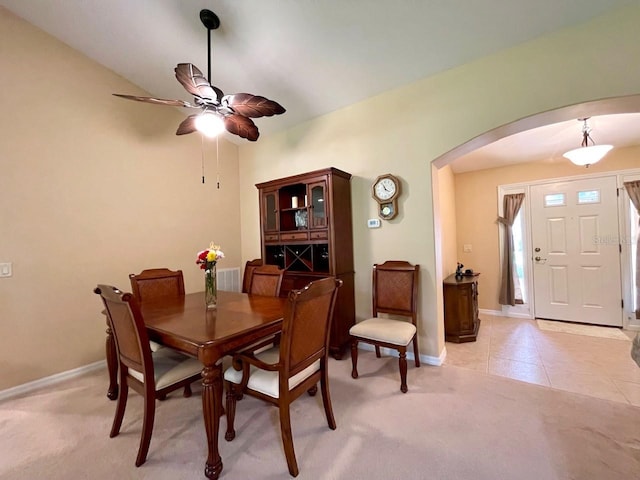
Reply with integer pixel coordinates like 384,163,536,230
534,256,547,263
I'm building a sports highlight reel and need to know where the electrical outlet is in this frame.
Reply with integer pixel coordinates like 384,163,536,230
0,262,12,278
463,244,472,253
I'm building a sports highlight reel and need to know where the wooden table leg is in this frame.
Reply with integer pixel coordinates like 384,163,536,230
105,325,118,400
202,363,223,479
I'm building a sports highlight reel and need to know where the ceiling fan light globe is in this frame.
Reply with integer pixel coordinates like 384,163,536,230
195,113,225,138
562,144,612,167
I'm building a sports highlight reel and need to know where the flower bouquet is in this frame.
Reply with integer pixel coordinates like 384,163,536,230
196,242,225,309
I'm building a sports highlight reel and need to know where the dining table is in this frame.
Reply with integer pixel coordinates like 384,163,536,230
108,290,286,479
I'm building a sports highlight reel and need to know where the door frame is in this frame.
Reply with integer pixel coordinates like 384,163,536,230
498,167,640,330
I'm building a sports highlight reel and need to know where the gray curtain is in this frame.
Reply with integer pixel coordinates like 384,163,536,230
498,193,525,306
624,180,640,319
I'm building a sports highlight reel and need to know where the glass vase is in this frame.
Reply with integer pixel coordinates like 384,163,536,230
205,264,217,310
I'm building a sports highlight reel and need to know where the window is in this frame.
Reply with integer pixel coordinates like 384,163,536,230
498,187,530,316
577,190,600,204
512,208,526,303
544,193,565,207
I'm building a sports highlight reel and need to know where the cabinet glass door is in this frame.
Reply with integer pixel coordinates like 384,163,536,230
308,181,327,228
263,190,278,232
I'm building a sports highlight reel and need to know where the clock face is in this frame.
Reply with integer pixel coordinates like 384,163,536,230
374,177,397,201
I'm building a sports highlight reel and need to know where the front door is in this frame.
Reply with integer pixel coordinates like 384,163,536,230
530,176,622,326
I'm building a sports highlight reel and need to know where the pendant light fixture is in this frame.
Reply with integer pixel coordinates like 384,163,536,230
562,117,612,167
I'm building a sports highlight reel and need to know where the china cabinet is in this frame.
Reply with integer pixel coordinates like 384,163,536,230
256,167,355,358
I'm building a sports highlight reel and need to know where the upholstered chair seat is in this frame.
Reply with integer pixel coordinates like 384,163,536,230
224,347,320,398
129,348,202,391
349,260,420,393
349,317,417,345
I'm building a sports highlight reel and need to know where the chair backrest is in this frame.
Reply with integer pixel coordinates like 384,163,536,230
372,261,420,325
249,265,284,297
279,277,342,378
129,268,185,302
242,259,263,293
94,284,153,378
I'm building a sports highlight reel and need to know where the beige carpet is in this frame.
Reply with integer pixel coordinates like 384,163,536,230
536,319,630,341
1,352,639,480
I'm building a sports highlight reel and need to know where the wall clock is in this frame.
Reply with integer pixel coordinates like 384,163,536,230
372,174,401,220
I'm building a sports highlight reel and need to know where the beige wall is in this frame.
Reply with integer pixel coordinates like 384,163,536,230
0,8,242,389
238,4,640,362
4,4,640,389
436,166,458,278
454,147,640,312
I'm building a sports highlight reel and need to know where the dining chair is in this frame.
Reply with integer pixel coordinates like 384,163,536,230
349,260,420,393
242,258,263,293
126,267,197,398
224,277,342,477
94,284,202,467
128,267,185,352
249,264,284,297
129,268,185,302
103,268,186,401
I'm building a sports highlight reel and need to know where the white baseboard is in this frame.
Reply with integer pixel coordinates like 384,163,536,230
1,343,448,403
480,308,533,319
357,343,445,366
0,360,106,403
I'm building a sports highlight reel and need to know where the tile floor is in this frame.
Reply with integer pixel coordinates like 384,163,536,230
443,314,640,406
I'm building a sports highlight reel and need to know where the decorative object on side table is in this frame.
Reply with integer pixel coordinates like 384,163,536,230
455,262,464,278
196,242,225,309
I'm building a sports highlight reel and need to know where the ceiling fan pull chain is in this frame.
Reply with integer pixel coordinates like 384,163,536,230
216,136,220,189
201,135,206,184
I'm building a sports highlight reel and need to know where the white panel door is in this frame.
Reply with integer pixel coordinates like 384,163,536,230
531,176,622,326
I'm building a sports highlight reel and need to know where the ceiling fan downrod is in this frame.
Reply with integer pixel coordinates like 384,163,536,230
199,9,220,83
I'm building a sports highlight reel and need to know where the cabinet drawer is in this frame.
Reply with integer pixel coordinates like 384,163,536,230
310,230,328,240
280,232,309,241
264,233,279,242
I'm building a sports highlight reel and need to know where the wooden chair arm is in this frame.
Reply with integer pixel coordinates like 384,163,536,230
238,335,278,356
233,351,281,372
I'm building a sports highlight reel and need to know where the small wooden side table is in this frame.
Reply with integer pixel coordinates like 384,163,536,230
443,273,480,343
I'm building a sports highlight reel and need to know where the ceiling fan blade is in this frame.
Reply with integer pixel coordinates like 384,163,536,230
212,85,225,101
112,93,193,108
224,114,259,141
223,93,286,118
175,63,219,101
176,115,199,136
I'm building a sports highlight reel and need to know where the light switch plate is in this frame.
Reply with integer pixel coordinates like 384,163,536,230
463,244,472,253
367,218,381,228
0,262,12,277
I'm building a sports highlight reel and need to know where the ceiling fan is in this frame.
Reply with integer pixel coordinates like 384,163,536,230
113,9,285,141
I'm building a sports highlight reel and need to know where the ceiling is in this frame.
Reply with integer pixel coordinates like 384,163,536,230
452,113,640,173
2,0,639,171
